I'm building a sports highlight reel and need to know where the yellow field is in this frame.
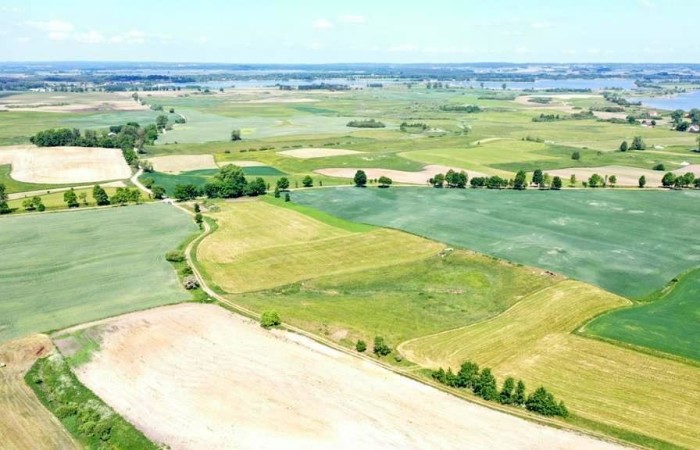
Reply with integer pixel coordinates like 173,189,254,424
8,187,119,211
0,335,79,450
197,200,443,293
399,280,700,449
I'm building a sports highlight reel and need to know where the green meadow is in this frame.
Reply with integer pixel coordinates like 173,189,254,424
0,203,197,342
293,187,700,300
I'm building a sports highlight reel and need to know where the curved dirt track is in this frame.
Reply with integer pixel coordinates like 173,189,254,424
72,303,624,450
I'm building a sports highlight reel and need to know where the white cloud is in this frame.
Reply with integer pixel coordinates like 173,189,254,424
639,0,655,8
25,19,75,41
312,18,333,29
339,15,366,24
16,36,30,44
74,30,104,44
195,35,209,44
309,42,323,50
388,44,417,53
110,30,146,44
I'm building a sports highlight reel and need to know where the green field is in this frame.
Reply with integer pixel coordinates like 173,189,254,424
293,187,700,300
233,249,557,346
142,169,218,195
584,267,700,361
0,204,197,342
399,280,700,449
7,187,120,213
142,166,287,195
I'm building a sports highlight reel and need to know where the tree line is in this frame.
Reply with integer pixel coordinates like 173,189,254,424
171,164,267,202
28,121,164,167
432,360,569,418
346,119,386,128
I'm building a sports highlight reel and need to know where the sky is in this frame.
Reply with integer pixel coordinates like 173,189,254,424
0,0,696,64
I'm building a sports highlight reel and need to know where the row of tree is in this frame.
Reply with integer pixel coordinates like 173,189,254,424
346,119,386,128
30,122,159,155
432,360,569,418
171,165,267,201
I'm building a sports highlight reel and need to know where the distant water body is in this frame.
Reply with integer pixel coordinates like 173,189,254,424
638,90,700,111
169,77,637,91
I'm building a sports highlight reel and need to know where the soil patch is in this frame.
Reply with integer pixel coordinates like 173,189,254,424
71,303,622,450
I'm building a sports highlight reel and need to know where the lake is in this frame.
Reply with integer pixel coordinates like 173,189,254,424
637,90,700,111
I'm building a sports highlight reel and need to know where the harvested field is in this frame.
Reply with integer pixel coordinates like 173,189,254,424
198,200,441,292
8,146,131,184
399,280,700,449
315,165,489,185
545,165,700,187
0,335,79,450
147,154,218,173
278,148,364,159
67,303,622,450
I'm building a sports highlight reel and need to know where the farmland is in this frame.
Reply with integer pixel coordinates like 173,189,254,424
2,63,700,450
233,247,558,346
0,203,197,343
197,199,443,293
293,187,700,299
58,303,622,450
584,267,700,361
398,280,700,449
0,335,80,450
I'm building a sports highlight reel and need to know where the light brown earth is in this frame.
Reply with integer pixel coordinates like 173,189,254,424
0,335,79,450
316,165,490,185
8,146,131,184
0,92,148,113
226,160,266,167
546,165,700,187
147,154,218,173
6,180,126,200
70,303,623,450
278,148,364,159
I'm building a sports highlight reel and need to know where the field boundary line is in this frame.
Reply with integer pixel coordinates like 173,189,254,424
396,280,572,357
179,201,635,449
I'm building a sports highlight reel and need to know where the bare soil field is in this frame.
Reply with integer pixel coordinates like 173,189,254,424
0,92,148,113
0,144,30,164
316,165,489,184
65,303,622,450
148,154,218,173
0,335,79,450
279,148,364,159
244,97,318,103
6,180,126,201
9,146,131,184
546,164,700,187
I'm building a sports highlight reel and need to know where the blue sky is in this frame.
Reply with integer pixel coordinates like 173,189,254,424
0,0,695,63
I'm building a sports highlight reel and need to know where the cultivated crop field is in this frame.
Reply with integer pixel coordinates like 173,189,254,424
234,248,558,346
294,187,700,299
585,267,700,361
57,303,623,450
198,199,442,293
0,335,80,450
399,280,700,449
0,204,197,342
